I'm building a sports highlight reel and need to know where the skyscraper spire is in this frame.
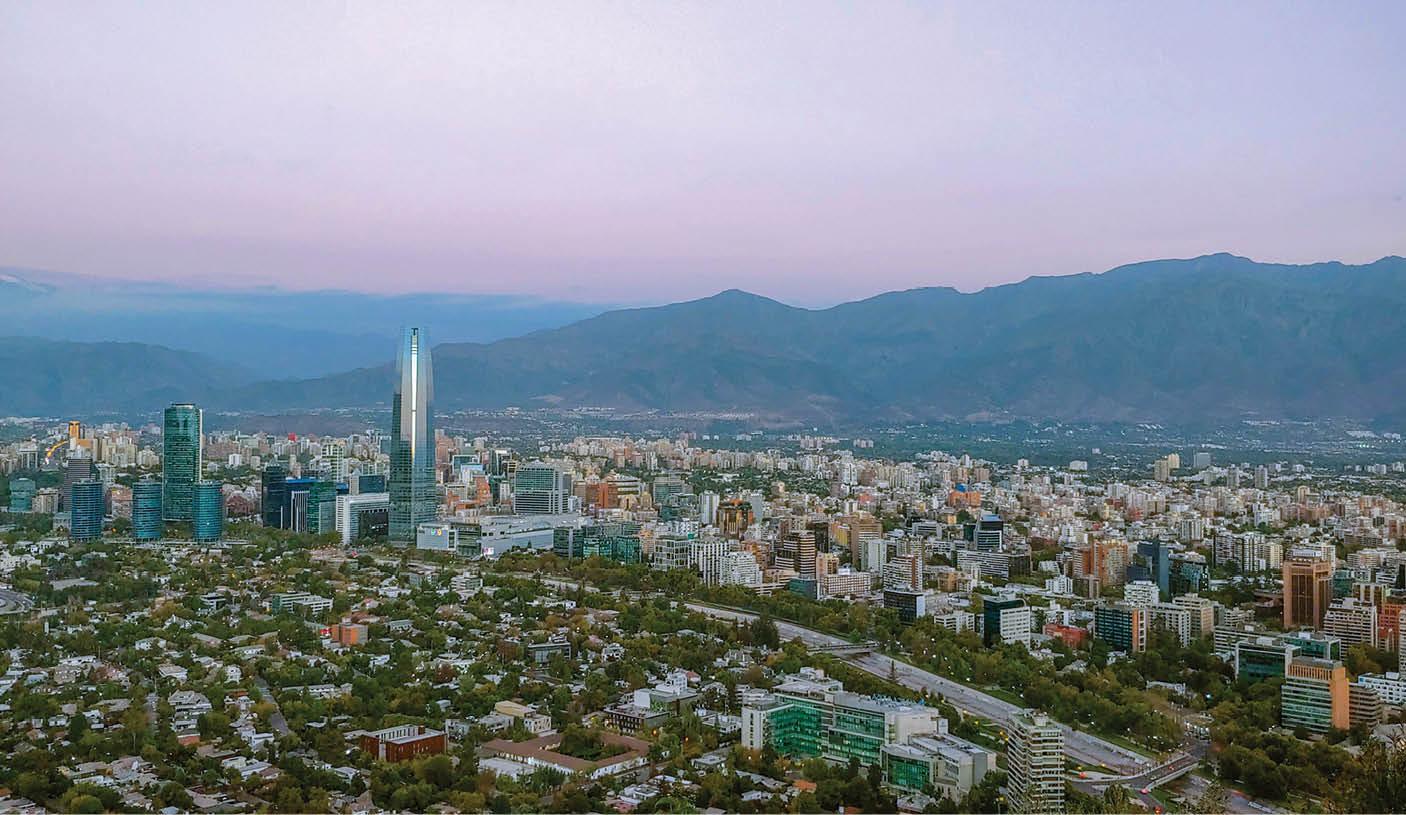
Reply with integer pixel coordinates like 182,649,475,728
389,327,436,543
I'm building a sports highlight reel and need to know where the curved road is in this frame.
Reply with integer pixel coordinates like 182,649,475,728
0,587,35,615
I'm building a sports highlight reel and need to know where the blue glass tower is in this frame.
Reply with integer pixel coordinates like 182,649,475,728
191,481,224,542
132,479,163,540
163,403,203,521
69,480,104,541
389,327,436,543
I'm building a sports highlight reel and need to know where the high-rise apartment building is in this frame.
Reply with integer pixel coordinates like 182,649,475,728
1283,556,1333,629
162,403,203,522
1007,709,1064,813
388,328,436,543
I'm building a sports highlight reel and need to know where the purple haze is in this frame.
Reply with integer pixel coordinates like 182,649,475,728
1,2,1403,305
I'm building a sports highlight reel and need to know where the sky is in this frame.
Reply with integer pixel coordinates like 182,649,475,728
1,2,1403,305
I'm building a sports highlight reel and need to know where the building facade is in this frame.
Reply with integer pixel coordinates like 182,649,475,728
388,328,437,543
162,403,203,522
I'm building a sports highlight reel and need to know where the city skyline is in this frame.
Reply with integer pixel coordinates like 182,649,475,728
3,3,1404,303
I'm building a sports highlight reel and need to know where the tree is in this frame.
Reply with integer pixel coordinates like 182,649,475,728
416,754,455,789
1193,781,1227,814
1334,741,1406,813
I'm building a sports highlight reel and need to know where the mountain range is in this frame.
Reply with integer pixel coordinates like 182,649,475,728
3,253,1404,424
0,267,609,376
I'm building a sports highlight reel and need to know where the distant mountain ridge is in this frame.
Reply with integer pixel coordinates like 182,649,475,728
221,253,1406,423
0,337,251,417
0,267,610,376
4,254,1405,424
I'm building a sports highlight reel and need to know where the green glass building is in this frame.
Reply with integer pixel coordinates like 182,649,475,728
191,481,224,542
162,403,203,521
389,328,436,543
8,477,36,512
307,480,337,534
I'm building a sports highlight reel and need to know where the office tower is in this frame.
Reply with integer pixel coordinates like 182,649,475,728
651,474,685,505
284,477,316,532
850,514,883,564
68,480,104,542
308,480,337,534
1094,604,1146,653
699,491,720,526
1193,451,1212,470
131,479,164,541
513,462,572,514
358,472,387,494
981,597,1032,647
62,453,94,512
1254,464,1270,489
1007,709,1064,814
1133,541,1171,598
337,493,391,545
1284,556,1333,629
261,462,289,528
8,477,36,512
807,519,831,553
191,481,224,543
719,499,754,539
1168,551,1209,595
1281,657,1349,733
162,403,203,521
967,514,1004,551
389,328,436,543
788,529,818,580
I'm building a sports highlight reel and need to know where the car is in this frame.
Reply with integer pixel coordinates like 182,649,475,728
1141,787,1151,795
1078,771,1088,779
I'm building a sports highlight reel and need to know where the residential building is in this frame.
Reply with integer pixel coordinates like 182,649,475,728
1006,709,1064,814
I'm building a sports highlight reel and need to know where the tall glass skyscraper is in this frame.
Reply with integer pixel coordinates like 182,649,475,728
191,481,224,543
132,478,164,541
163,403,203,521
389,327,436,543
69,480,104,541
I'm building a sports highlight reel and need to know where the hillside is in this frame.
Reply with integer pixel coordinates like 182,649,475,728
0,337,250,417
214,253,1406,424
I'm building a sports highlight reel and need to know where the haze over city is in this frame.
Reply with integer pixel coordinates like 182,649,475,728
3,1,1404,303
5,5,1406,815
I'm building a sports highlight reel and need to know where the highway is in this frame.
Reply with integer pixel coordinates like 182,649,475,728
680,600,1151,775
0,587,34,615
506,571,1295,812
507,571,1150,773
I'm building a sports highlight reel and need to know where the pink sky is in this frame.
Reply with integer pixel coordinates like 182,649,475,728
1,2,1403,304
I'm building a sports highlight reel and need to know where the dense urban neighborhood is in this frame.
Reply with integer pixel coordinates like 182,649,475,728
2,342,1406,813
